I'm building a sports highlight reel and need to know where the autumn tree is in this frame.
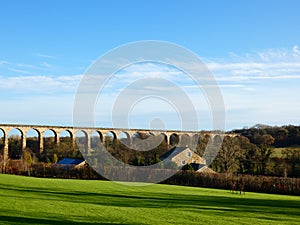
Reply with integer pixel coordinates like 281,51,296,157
21,148,37,176
282,148,300,177
237,136,260,174
213,136,246,173
256,134,275,175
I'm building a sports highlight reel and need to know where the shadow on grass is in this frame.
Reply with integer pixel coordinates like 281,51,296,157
0,215,130,225
0,181,299,224
1,183,299,207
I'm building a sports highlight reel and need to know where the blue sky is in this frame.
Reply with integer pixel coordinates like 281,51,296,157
0,0,300,131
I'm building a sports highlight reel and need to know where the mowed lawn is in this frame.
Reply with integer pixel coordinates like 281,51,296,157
0,174,299,225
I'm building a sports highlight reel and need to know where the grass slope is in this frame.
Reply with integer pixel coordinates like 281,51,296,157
0,174,299,225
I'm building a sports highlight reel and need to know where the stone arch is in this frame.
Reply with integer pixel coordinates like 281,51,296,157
118,131,131,146
8,128,23,159
75,130,89,154
0,129,5,161
104,131,117,149
224,135,231,140
160,133,168,144
222,135,238,145
202,133,211,144
75,130,88,138
132,132,150,140
132,132,140,139
59,130,73,143
213,134,222,146
179,134,190,147
90,131,103,149
148,132,167,149
131,132,143,148
43,129,57,151
58,130,74,154
191,134,199,146
26,128,40,155
232,135,240,142
118,131,130,140
170,133,179,146
105,131,117,140
196,133,210,155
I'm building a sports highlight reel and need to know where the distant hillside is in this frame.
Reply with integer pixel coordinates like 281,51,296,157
233,124,300,148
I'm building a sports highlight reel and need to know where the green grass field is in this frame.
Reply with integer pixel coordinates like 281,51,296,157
272,147,300,157
273,148,286,157
0,174,299,224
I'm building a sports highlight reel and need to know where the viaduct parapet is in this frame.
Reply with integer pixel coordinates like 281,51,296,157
0,124,234,165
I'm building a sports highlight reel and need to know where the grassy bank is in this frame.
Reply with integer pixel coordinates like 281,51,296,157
0,174,299,224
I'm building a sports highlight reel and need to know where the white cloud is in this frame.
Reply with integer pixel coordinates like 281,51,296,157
17,63,38,69
42,62,52,68
293,45,299,56
16,63,50,71
0,75,82,94
36,53,54,58
8,68,32,74
183,84,245,89
204,46,300,85
199,47,300,129
1,46,300,130
83,57,300,129
207,62,300,71
0,61,55,77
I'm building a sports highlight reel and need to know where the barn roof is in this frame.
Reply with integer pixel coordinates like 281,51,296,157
57,158,84,165
159,147,190,160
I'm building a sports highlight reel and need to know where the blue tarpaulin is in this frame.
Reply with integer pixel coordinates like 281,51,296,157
57,158,83,165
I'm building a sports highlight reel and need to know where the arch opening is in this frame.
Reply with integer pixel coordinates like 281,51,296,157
192,134,199,147
26,129,40,155
213,134,222,145
118,131,131,146
58,130,77,159
170,133,179,146
160,133,168,144
75,130,88,154
0,129,4,163
8,128,23,159
104,131,116,149
43,129,57,151
90,131,103,149
42,129,57,163
132,132,150,140
131,132,151,150
59,130,73,144
179,134,191,147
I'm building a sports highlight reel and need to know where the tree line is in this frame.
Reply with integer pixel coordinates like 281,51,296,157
229,124,300,177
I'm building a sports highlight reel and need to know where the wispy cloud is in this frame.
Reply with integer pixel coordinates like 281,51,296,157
41,62,52,68
199,46,300,129
8,68,32,74
36,53,54,58
0,75,82,94
16,63,43,70
184,84,245,89
0,61,55,77
204,46,300,84
0,60,9,65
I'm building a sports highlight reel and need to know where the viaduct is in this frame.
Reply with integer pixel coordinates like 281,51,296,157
0,124,217,162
